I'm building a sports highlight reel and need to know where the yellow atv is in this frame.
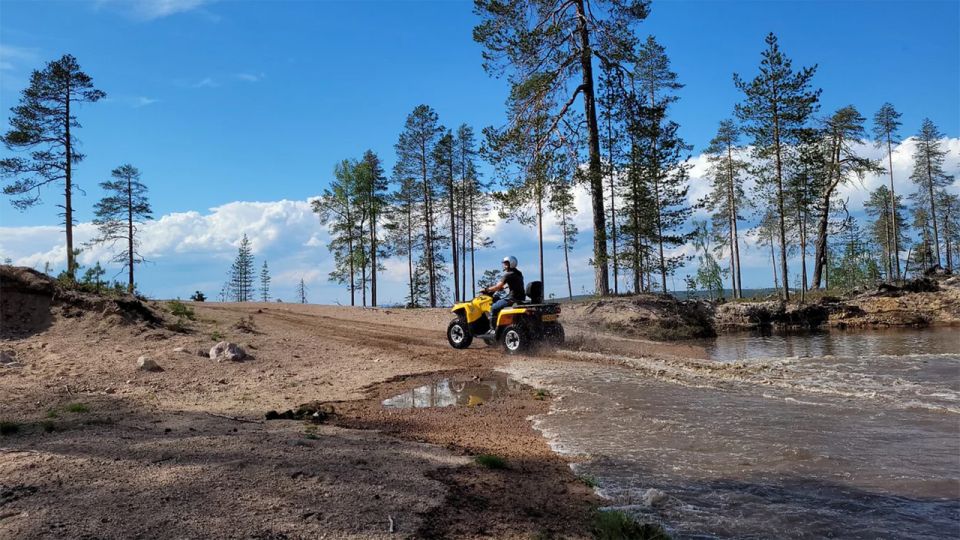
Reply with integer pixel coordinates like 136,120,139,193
446,281,564,354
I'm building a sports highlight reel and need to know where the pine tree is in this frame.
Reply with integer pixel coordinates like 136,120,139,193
936,190,960,272
433,130,461,302
1,54,106,280
313,159,361,305
394,105,444,306
909,119,953,268
872,103,904,279
260,261,271,302
88,164,152,293
454,124,491,298
473,0,652,296
734,33,821,300
296,278,308,304
701,119,747,298
81,261,106,294
629,36,692,294
549,160,580,300
385,170,423,307
864,186,909,281
229,235,256,302
810,106,877,289
357,150,388,307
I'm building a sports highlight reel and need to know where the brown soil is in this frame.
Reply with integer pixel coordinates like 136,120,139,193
0,283,603,539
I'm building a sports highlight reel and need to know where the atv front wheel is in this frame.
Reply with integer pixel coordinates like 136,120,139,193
447,318,473,349
502,324,529,354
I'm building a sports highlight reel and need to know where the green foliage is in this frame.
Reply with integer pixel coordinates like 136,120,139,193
65,403,89,414
211,329,225,341
229,234,256,302
474,454,508,469
1,54,105,280
0,421,20,435
167,299,195,320
81,262,106,293
88,164,152,293
190,291,206,302
591,511,671,540
259,260,271,302
735,33,820,299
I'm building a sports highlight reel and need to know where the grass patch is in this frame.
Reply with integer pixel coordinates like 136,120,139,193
65,403,90,413
211,330,225,341
533,388,550,400
46,408,59,418
591,510,671,540
40,420,56,433
579,474,599,488
0,421,20,435
474,454,508,469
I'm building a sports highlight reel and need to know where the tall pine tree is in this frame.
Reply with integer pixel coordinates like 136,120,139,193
872,103,904,279
1,54,106,279
89,164,152,293
230,235,256,302
473,0,652,296
909,119,953,268
735,33,820,300
700,120,747,298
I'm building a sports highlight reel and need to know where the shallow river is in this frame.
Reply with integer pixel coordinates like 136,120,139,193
505,328,960,539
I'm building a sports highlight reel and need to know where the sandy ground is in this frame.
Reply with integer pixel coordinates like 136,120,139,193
0,301,662,539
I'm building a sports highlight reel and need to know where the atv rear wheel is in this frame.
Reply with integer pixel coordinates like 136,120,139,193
447,318,472,349
502,324,529,354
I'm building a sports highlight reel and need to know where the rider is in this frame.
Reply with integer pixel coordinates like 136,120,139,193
481,256,525,332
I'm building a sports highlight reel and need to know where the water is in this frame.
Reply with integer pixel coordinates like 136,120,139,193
381,375,516,409
506,328,960,539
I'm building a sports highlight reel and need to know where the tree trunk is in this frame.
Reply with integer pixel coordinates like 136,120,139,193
370,202,377,307
420,141,436,307
885,134,901,280
406,207,414,306
575,0,609,296
926,151,942,267
470,188,476,298
562,212,573,300
726,143,738,299
607,113,618,295
771,103,790,301
127,174,134,293
64,75,74,280
447,159,459,303
770,234,780,294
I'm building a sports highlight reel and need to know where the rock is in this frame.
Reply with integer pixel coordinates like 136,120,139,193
172,347,186,353
137,356,163,372
209,341,247,362
642,488,668,507
0,350,22,368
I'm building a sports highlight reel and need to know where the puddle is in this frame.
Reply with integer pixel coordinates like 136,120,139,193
382,375,518,409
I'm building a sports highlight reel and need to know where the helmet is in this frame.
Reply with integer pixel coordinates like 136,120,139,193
503,255,518,269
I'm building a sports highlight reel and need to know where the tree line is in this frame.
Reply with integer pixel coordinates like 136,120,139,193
4,14,957,306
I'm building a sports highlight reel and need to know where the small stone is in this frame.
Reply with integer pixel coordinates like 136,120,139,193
137,356,163,372
172,347,186,353
209,342,247,362
642,488,668,507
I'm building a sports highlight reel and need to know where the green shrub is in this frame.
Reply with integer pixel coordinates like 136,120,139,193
591,510,670,540
474,454,508,469
167,299,195,320
65,403,89,413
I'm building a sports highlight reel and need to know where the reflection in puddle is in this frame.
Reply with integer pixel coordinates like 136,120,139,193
382,375,517,409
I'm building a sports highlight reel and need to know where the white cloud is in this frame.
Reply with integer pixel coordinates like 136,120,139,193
235,72,265,83
95,0,216,21
133,96,159,107
0,44,39,71
190,77,219,89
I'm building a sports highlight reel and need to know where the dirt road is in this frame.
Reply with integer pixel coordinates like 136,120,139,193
0,302,601,539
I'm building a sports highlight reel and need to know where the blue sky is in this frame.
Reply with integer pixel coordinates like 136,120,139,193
1,0,958,303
